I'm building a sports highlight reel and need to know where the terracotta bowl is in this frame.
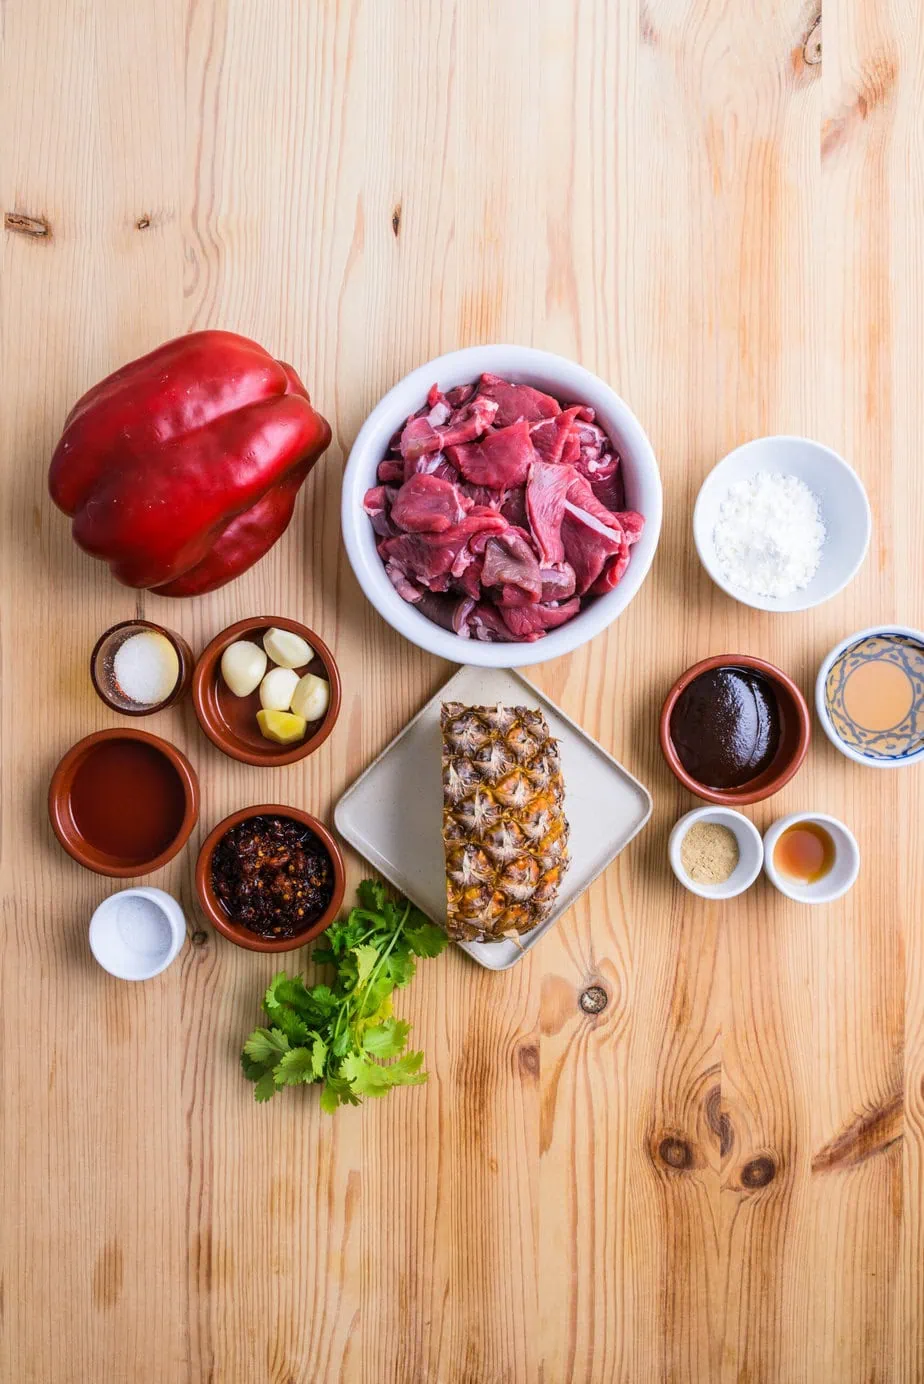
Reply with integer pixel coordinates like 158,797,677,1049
195,803,346,953
659,654,811,806
48,728,199,876
192,616,341,767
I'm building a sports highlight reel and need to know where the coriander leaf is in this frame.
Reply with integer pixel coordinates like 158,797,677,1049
357,878,387,913
351,943,380,989
309,1032,328,1079
253,1071,278,1103
362,1018,410,1058
340,1052,395,1098
381,945,416,990
274,1046,321,1087
319,1081,341,1114
405,920,447,958
241,1051,274,1083
322,1074,362,1110
386,1050,427,1086
243,1027,291,1065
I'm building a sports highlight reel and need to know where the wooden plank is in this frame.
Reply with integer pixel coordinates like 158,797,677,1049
1,1,923,1380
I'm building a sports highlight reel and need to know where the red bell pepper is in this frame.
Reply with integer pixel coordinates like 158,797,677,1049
48,330,332,596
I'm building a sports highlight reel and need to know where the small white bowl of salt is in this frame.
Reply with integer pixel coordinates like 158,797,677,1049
89,887,186,981
693,436,871,612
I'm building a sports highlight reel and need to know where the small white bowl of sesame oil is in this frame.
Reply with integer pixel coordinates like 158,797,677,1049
763,813,860,905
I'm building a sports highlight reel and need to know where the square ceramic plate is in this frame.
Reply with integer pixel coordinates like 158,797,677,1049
334,665,652,969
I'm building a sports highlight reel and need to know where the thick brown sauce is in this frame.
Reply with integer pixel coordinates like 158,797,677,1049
69,739,187,864
671,666,782,790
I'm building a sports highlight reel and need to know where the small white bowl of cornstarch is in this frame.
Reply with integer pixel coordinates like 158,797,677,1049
668,807,764,900
693,436,871,613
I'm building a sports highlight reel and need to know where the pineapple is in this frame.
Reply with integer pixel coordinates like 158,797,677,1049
440,702,570,942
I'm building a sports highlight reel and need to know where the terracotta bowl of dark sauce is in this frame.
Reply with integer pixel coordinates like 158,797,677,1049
659,654,811,806
195,804,346,953
192,616,341,767
49,729,199,876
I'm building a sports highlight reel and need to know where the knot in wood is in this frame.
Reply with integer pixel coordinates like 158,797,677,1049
658,1136,694,1171
579,985,608,1014
803,16,822,66
191,930,209,947
741,1155,776,1189
517,1043,539,1079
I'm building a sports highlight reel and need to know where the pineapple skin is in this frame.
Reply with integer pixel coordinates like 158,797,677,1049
440,702,570,942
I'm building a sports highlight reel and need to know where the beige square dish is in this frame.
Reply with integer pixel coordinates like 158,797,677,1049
334,665,652,969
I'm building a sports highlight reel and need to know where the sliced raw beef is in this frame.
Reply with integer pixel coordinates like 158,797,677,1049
481,529,543,602
500,488,528,528
469,603,514,642
525,461,573,565
560,501,624,595
501,598,582,641
448,421,533,489
366,373,645,642
539,563,577,602
390,474,472,534
362,484,397,538
414,591,476,634
399,396,498,461
385,561,423,603
475,373,561,427
377,458,405,484
530,407,581,466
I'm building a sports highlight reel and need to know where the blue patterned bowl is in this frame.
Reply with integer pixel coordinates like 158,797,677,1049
816,625,924,768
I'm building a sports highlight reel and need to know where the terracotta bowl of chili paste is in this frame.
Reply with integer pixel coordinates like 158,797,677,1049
195,805,345,952
659,654,811,806
48,729,199,876
192,616,341,767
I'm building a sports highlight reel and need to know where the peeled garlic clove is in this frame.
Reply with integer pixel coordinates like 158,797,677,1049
263,627,313,669
259,666,299,712
256,709,307,745
291,671,330,723
220,640,267,698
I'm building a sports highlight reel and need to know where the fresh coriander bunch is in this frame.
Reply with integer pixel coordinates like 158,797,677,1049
241,879,447,1111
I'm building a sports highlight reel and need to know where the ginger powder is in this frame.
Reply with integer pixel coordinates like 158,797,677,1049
680,821,739,885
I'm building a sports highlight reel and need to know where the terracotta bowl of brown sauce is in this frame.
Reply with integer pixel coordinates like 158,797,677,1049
195,804,346,952
192,616,341,767
659,654,811,806
49,729,199,876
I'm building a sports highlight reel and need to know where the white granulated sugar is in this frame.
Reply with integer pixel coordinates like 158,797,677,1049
713,471,826,598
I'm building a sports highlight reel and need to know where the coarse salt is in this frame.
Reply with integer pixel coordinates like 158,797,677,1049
112,630,180,705
713,471,826,598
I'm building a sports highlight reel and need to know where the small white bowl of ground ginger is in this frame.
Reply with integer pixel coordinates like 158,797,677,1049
668,807,764,900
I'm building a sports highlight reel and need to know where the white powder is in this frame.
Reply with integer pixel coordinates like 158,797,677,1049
713,472,826,598
112,630,180,705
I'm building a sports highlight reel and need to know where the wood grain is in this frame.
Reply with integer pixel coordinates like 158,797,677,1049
1,0,923,1379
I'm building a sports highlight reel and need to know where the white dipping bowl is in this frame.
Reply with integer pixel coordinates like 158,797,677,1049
816,624,924,769
341,345,662,667
668,806,764,900
693,435,871,612
763,813,860,904
89,886,186,981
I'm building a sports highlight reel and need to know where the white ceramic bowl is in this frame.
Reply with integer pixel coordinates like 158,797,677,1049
816,624,924,769
763,813,860,904
668,806,764,900
89,886,186,980
693,435,871,612
341,345,662,667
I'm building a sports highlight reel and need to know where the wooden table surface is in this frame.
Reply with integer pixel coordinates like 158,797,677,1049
2,2,922,1380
